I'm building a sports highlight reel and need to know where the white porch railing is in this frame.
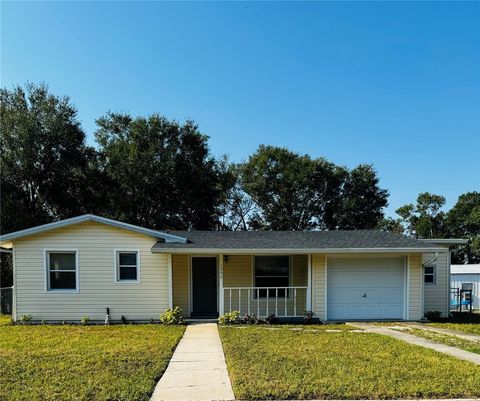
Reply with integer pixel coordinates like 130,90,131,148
222,286,308,317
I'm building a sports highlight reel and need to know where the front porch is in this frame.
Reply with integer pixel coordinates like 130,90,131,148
171,254,312,318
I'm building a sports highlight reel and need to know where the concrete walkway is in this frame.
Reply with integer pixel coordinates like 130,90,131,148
403,322,480,342
351,323,480,365
150,323,235,401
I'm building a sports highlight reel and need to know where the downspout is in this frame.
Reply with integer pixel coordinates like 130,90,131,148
422,252,438,268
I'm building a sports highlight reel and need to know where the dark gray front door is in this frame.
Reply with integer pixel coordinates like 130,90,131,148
192,257,218,317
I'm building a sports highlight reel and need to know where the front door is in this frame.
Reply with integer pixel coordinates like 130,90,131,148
192,257,218,317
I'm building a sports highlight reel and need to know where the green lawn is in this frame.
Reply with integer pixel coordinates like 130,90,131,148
429,322,480,336
0,323,184,401
219,325,480,400
0,315,11,326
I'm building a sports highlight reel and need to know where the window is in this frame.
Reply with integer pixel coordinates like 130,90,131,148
424,265,436,284
254,256,290,297
46,251,78,291
115,250,139,282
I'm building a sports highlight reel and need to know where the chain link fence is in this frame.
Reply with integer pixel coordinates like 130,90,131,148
0,287,13,314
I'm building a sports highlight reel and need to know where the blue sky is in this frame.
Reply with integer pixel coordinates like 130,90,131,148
2,1,479,217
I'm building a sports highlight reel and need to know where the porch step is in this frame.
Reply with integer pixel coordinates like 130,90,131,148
185,318,218,324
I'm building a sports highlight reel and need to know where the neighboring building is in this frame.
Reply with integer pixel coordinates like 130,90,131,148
451,264,480,310
0,215,463,322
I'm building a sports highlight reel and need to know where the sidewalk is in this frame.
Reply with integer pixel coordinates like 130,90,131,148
351,322,480,365
150,323,235,401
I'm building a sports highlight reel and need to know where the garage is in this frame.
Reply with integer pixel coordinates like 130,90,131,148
327,256,406,320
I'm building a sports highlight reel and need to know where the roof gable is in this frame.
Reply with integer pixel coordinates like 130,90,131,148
0,215,187,243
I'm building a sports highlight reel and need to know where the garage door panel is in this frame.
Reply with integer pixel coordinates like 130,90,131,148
327,257,405,320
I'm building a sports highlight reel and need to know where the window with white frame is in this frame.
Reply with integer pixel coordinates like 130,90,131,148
254,256,290,298
115,251,139,282
46,251,78,291
424,265,436,284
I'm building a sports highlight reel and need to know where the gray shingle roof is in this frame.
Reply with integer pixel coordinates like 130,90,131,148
152,230,443,252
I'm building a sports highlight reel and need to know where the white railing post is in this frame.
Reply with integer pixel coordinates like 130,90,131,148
294,288,297,316
248,288,251,315
275,288,278,316
257,288,260,316
167,254,173,308
219,254,224,316
307,254,312,312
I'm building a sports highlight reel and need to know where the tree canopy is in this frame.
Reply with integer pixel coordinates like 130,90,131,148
95,112,233,230
241,145,388,230
0,83,95,233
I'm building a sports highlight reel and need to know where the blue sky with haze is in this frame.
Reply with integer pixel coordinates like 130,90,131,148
2,1,479,217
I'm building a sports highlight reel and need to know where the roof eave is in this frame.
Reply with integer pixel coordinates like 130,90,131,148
151,247,447,254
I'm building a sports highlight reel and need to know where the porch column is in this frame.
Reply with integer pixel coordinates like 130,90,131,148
167,254,173,308
219,254,224,315
307,254,312,311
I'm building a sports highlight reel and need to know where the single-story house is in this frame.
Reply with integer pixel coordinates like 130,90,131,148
0,214,465,322
451,264,480,310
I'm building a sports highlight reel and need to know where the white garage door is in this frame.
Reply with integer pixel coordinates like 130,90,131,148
327,256,405,320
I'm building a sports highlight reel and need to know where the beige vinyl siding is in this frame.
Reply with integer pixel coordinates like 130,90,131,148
408,254,423,320
292,255,308,286
423,251,449,317
172,255,189,316
13,221,168,321
312,254,326,320
224,255,252,287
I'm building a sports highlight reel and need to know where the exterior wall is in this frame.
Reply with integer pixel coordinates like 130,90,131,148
451,274,480,309
13,221,168,321
224,255,252,287
172,255,190,316
408,254,423,320
423,251,449,316
312,254,326,320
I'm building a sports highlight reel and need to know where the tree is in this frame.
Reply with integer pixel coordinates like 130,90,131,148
217,164,258,231
447,192,480,263
240,146,388,230
324,164,389,230
376,217,404,234
395,193,447,238
0,83,95,234
95,112,233,230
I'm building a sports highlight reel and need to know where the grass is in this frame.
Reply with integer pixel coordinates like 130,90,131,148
219,325,480,400
429,322,480,336
399,327,480,355
0,315,11,326
0,322,185,401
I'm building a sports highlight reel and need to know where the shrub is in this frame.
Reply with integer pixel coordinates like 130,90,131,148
242,313,264,325
121,315,129,324
19,314,32,324
218,311,241,325
160,307,185,325
304,311,316,325
80,315,90,325
265,314,280,325
425,311,442,322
